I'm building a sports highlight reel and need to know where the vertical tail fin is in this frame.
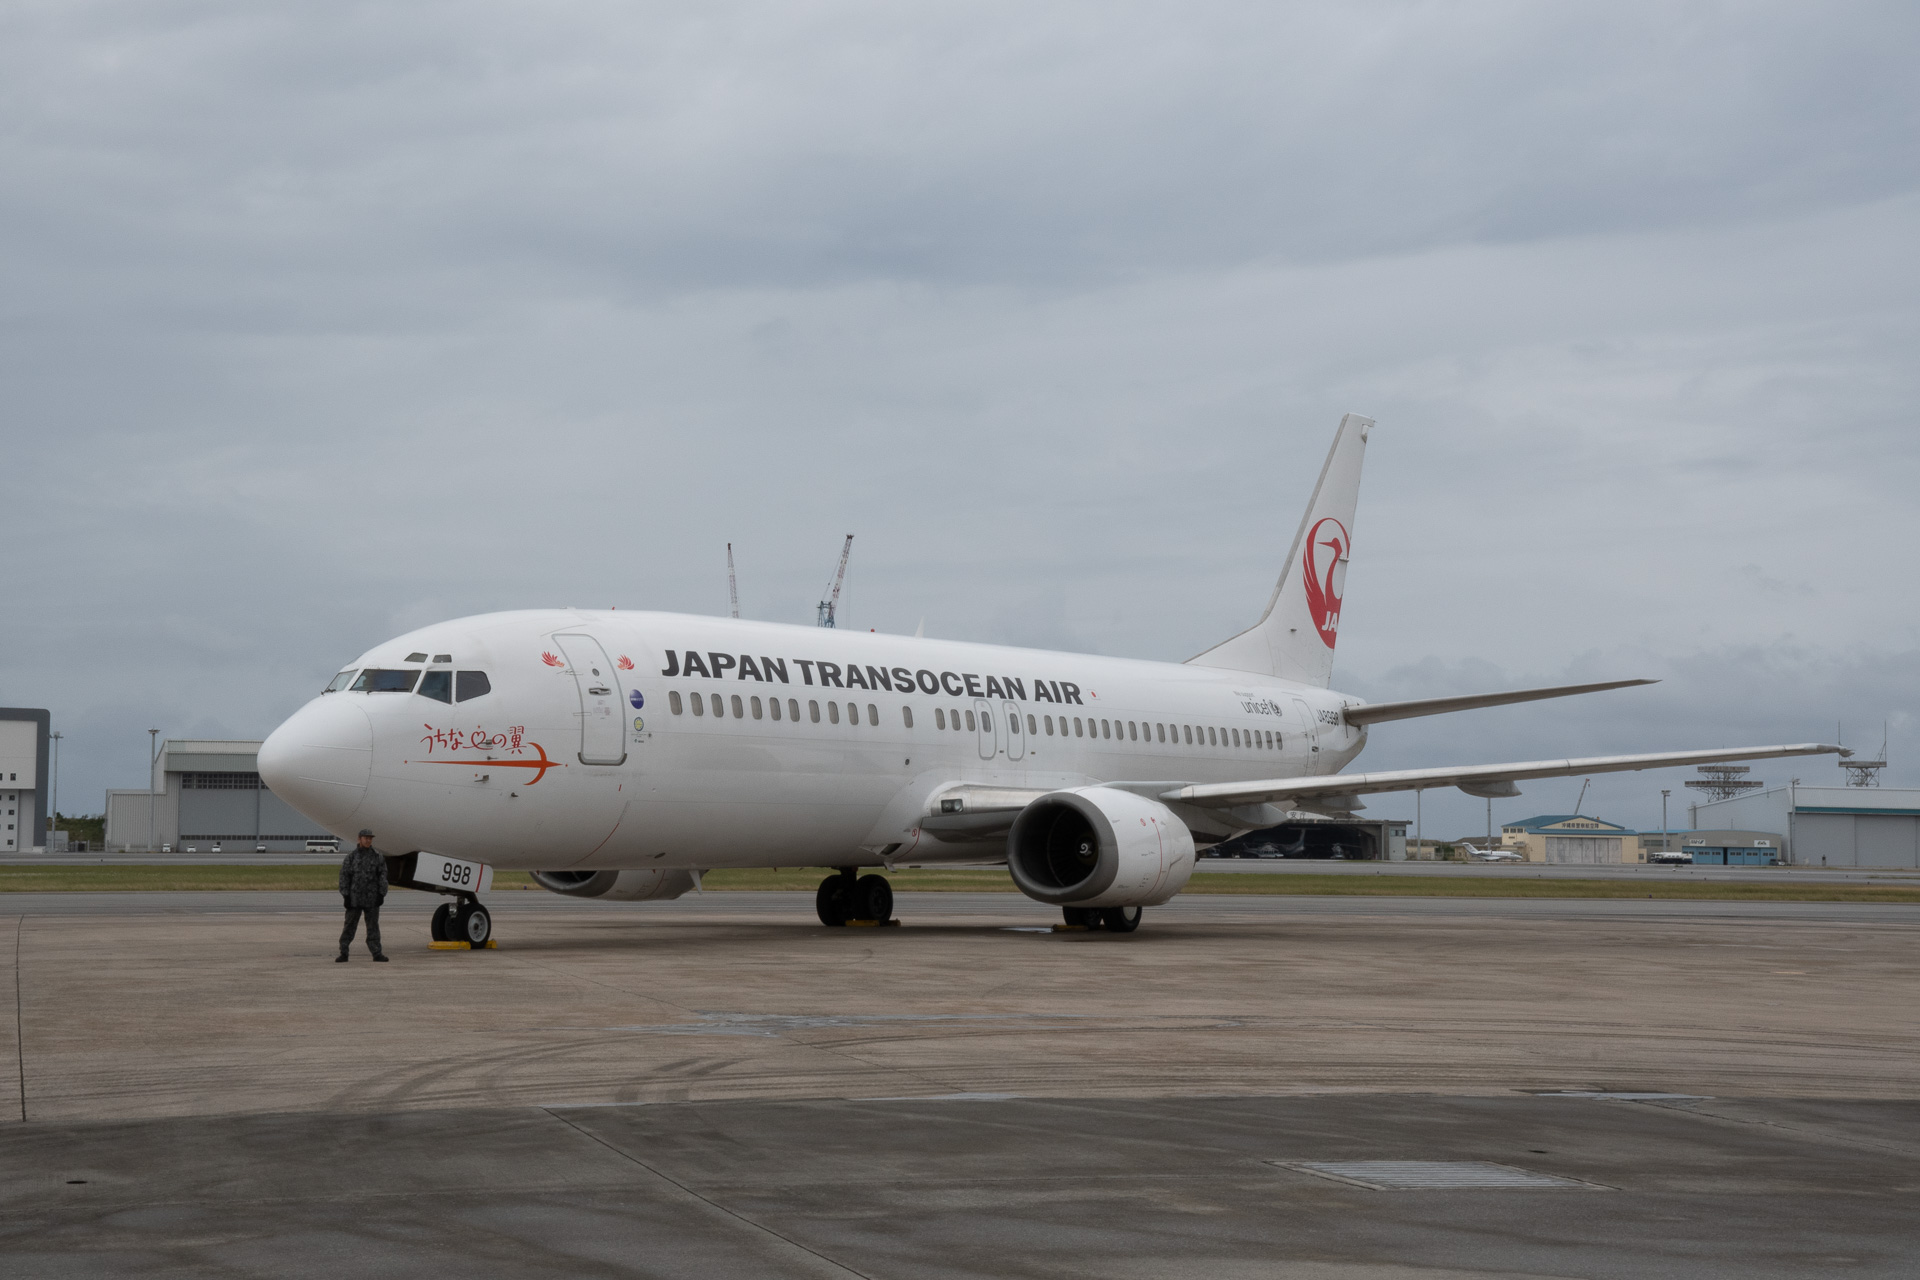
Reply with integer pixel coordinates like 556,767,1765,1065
1186,413,1371,687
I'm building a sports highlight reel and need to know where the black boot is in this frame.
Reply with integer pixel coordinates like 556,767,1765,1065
335,953,349,963
372,953,389,962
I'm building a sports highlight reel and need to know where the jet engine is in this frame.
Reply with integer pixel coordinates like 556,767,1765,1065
1006,786,1196,908
530,868,697,901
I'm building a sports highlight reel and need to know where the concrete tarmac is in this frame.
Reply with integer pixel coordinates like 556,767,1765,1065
4,889,1918,1275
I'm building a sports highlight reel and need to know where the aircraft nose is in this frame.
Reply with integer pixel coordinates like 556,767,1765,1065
258,697,373,832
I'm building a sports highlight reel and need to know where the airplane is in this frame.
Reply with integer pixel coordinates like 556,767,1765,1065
1459,841,1524,862
258,415,1845,945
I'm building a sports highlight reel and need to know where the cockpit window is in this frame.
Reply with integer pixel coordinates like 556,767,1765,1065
351,669,420,693
419,670,453,703
324,670,358,694
456,671,492,702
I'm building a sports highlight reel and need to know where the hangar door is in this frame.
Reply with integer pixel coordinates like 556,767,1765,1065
1544,835,1622,864
1856,816,1920,869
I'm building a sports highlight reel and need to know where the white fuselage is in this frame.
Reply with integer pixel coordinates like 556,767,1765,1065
260,609,1368,870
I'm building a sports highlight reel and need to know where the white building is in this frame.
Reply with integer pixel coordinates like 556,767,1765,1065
1691,784,1920,868
1,708,50,853
105,739,334,853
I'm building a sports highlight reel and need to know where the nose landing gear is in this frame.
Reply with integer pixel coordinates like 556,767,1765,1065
429,897,493,946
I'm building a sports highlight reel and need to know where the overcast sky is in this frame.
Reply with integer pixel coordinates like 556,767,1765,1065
5,1,1917,838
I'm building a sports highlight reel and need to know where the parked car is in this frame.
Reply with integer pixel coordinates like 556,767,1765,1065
1648,850,1693,866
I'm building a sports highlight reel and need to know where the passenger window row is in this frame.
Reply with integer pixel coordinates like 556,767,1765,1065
1033,714,1280,751
663,689,1280,752
668,690,892,728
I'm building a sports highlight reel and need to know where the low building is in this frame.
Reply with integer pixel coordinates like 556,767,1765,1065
105,739,334,853
1672,829,1785,866
1211,815,1409,860
1691,784,1920,868
1498,814,1643,864
1,708,50,854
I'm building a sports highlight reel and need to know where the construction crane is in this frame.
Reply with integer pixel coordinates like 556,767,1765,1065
725,541,741,621
816,535,853,628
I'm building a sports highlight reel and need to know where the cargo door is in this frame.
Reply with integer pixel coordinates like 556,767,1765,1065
554,634,627,766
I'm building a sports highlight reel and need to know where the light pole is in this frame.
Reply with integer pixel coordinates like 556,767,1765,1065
48,731,61,849
1661,788,1671,861
147,729,160,854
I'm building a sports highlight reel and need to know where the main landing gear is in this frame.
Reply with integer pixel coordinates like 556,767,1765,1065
430,895,493,946
1061,905,1142,934
815,867,894,927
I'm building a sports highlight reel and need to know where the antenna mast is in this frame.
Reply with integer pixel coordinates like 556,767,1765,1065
1840,721,1887,787
726,543,740,619
817,535,853,628
1685,764,1765,803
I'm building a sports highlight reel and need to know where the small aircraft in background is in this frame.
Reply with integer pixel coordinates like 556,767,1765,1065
1461,842,1524,862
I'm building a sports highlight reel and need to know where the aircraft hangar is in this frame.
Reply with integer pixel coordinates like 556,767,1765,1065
105,738,333,853
1692,783,1920,868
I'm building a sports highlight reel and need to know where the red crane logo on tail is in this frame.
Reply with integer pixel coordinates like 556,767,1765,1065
1301,517,1349,649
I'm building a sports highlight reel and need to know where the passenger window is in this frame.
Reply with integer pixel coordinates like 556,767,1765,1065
418,670,453,704
1044,715,1054,735
810,700,821,723
455,671,491,701
868,703,878,725
770,697,781,720
1101,720,1110,739
351,669,419,693
732,694,745,719
1128,722,1137,741
1231,728,1240,748
711,693,724,717
952,707,963,730
692,692,705,716
789,699,800,721
965,710,976,731
1074,718,1084,737
902,706,913,728
1156,724,1166,743
670,691,684,715
1208,727,1218,746
324,670,358,693
848,703,860,725
829,702,841,724
751,696,763,720
935,708,946,730
1027,714,1037,735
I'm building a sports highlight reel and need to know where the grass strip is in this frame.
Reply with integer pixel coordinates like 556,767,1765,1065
1,864,1918,903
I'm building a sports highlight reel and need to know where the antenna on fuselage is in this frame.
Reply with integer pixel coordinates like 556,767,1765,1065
726,543,740,619
817,534,853,628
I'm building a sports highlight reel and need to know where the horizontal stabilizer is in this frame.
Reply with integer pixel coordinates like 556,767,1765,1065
1161,742,1848,810
1341,679,1658,726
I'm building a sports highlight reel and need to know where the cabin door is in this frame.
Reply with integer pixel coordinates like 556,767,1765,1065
554,634,628,766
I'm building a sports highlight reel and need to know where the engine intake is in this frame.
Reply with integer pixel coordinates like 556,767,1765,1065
1007,787,1195,907
530,868,697,901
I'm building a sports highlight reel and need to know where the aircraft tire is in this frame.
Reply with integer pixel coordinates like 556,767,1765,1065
856,875,893,923
457,903,492,946
815,876,850,927
1061,907,1096,928
430,903,453,942
1098,905,1142,934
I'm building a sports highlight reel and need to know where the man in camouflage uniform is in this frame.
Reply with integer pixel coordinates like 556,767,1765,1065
337,828,389,962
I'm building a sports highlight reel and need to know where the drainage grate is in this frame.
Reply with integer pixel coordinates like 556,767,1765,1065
1274,1161,1606,1191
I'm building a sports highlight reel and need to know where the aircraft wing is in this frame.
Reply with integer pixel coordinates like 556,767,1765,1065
1158,742,1848,809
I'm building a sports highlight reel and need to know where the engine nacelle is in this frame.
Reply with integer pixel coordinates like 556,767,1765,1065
1007,786,1196,908
530,868,697,901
